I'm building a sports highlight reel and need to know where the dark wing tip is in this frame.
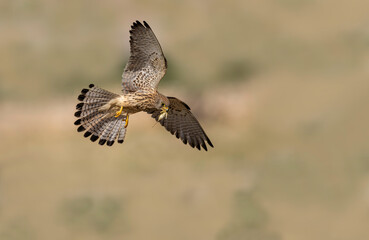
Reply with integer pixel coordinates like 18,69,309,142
131,21,142,32
143,21,150,28
131,20,150,30
131,21,137,29
200,139,208,151
175,131,180,139
89,84,95,88
117,139,124,144
206,136,214,148
135,20,143,27
189,139,195,148
107,141,114,146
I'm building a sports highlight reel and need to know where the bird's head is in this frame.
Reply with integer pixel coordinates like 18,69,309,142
156,93,170,109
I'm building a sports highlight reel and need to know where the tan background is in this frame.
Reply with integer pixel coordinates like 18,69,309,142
1,0,369,239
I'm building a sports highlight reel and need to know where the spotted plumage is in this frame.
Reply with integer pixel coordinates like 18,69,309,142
74,21,213,151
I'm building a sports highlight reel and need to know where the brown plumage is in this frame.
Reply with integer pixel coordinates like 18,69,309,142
74,21,213,150
146,97,213,151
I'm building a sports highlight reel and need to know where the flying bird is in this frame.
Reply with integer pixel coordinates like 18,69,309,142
74,21,213,151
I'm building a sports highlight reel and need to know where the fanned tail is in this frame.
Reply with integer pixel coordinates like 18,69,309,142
74,84,128,146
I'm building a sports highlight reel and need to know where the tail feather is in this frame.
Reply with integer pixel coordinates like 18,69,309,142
100,119,115,143
88,115,110,137
99,116,118,144
107,119,124,145
96,118,111,145
95,116,126,146
75,102,108,118
117,124,127,143
75,110,106,128
74,84,128,146
76,101,106,109
101,117,118,140
84,97,114,104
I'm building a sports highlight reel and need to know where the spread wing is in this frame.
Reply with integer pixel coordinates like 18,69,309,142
122,21,167,93
146,97,214,151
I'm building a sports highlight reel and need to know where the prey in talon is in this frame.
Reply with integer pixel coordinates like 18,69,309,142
74,20,213,151
158,104,168,121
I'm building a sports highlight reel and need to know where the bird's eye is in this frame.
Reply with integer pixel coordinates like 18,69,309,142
161,103,165,106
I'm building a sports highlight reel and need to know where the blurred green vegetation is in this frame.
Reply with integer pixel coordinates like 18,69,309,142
218,191,280,240
61,196,124,233
0,219,36,240
1,0,369,240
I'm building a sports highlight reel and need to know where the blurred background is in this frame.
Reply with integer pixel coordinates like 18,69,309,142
1,0,369,239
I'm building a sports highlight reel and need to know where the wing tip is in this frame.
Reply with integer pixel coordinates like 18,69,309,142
200,140,208,151
143,21,150,28
131,20,150,30
132,20,144,28
206,137,214,148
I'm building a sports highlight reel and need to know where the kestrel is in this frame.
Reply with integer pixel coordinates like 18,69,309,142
74,21,213,151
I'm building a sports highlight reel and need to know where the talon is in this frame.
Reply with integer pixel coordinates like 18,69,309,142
115,106,123,118
124,114,129,128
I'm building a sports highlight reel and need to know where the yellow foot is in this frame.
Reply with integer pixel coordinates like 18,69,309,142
124,114,129,128
158,105,168,121
115,106,123,118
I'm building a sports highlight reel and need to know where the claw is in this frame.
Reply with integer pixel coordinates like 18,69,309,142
115,106,123,118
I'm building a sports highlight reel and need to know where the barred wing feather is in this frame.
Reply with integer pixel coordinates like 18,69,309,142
122,21,167,92
146,97,213,151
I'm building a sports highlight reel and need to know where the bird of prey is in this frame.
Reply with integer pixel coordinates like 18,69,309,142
74,21,213,151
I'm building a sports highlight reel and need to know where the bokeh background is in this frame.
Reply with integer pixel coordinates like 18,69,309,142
1,0,369,239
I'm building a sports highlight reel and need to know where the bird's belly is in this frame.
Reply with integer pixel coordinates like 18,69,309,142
123,106,141,114
107,92,154,114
